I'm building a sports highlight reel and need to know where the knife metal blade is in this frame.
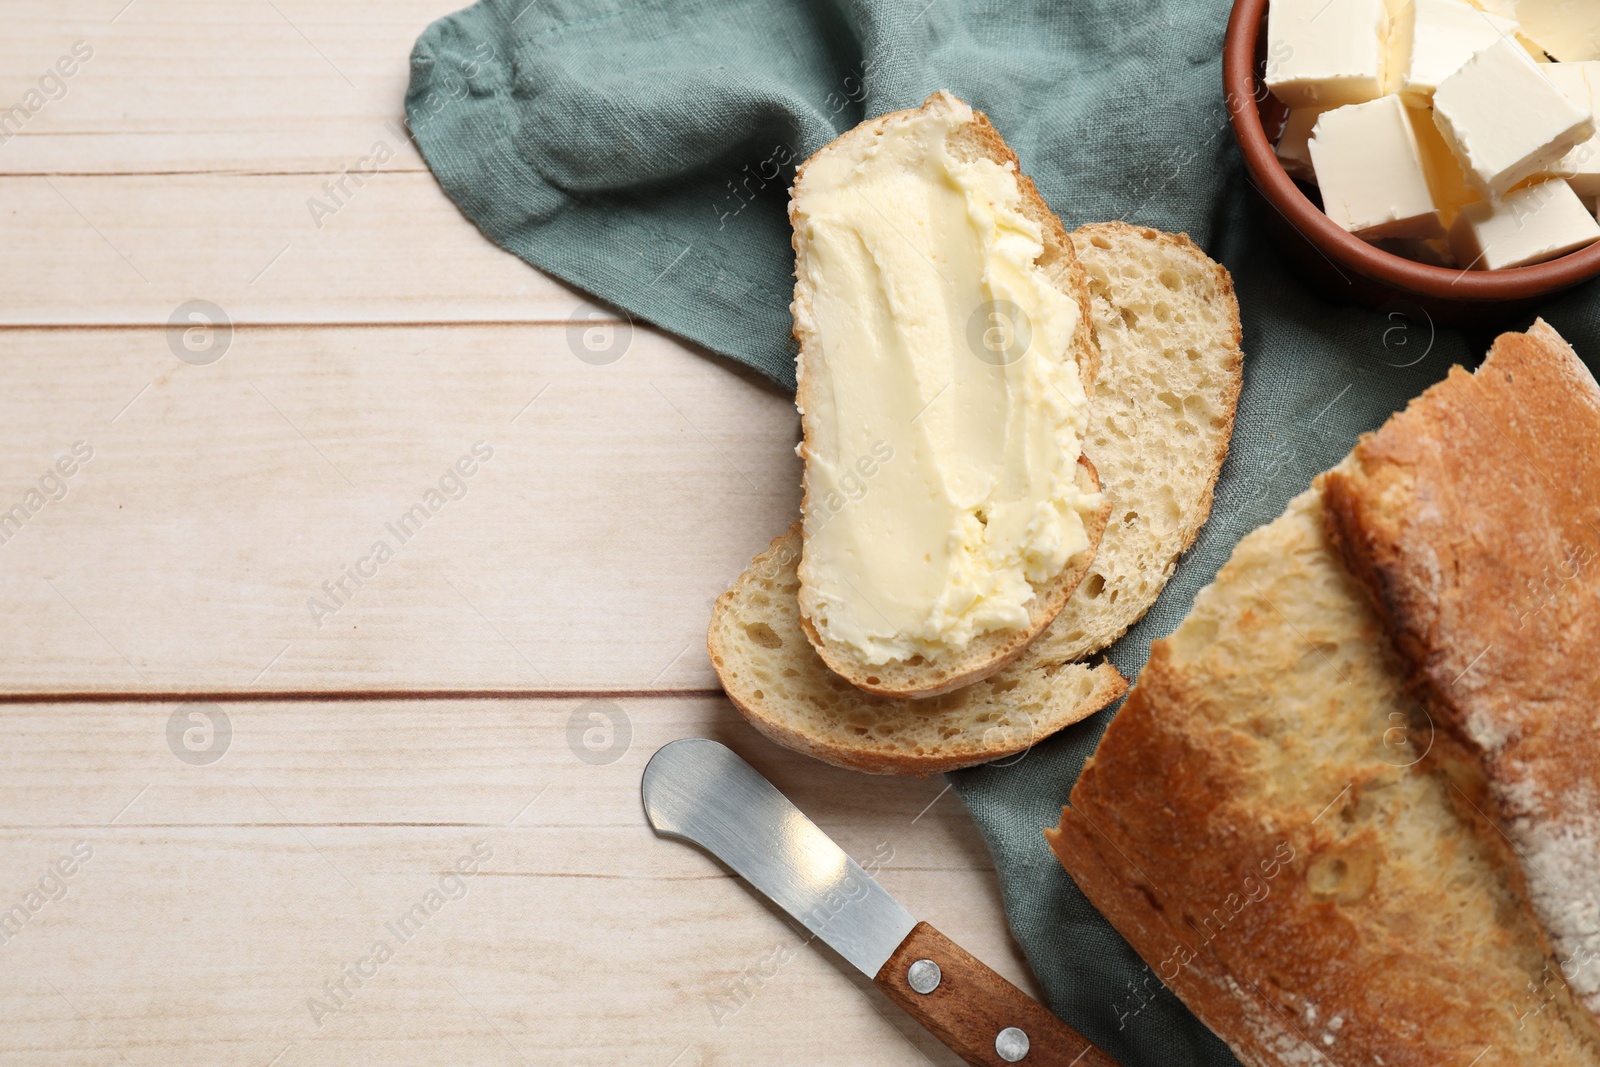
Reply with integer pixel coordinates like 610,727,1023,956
641,736,916,977
643,737,1122,1067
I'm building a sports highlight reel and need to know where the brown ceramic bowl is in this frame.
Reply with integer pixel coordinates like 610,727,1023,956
1224,0,1600,324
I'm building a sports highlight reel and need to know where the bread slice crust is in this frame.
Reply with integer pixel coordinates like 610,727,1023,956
797,457,1111,700
790,90,1105,698
1320,320,1600,1021
708,222,1242,774
1049,486,1600,1066
708,519,1128,776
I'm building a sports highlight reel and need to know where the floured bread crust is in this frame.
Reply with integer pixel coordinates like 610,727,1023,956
1050,486,1600,1066
1321,319,1600,1022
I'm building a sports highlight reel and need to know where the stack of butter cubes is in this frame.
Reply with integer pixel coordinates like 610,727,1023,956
1268,0,1600,270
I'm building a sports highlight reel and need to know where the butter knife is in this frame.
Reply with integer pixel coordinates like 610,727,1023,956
641,738,1120,1067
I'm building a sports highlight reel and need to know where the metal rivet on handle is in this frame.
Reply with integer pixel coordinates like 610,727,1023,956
906,959,941,994
995,1026,1030,1062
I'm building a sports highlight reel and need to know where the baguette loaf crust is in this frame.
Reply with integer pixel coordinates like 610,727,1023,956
1321,320,1600,1020
791,91,1105,698
1049,487,1600,1066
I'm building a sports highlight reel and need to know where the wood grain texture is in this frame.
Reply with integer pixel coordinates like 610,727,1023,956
0,0,459,175
877,923,1120,1067
0,2,1044,1063
0,324,800,695
0,173,603,326
0,697,1033,1067
2,0,609,326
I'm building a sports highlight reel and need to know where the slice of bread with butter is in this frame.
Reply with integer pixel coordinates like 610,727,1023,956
790,90,1109,698
708,521,1129,775
709,222,1242,774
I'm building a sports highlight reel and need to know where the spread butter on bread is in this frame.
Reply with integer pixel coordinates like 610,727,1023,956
709,223,1243,775
790,90,1107,698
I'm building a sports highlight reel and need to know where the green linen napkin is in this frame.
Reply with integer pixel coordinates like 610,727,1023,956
407,1,1600,1062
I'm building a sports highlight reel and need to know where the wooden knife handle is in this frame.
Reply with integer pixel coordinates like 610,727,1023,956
874,922,1121,1067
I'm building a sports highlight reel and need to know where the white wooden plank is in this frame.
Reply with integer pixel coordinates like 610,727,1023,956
0,0,457,174
0,173,605,326
0,696,1037,1066
0,6,1060,1066
1,0,611,327
0,324,800,694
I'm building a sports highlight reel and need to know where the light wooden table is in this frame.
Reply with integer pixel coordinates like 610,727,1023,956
0,3,1040,1063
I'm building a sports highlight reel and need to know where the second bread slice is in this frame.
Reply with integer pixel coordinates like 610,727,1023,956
1015,222,1242,669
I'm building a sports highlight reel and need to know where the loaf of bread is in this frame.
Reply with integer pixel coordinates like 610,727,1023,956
709,223,1241,774
1321,319,1600,1021
1049,485,1600,1065
1048,324,1600,1064
790,90,1107,698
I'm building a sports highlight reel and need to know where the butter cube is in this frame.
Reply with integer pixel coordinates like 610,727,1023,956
1266,0,1390,109
1545,62,1600,195
1388,0,1522,104
1276,109,1325,182
1311,96,1446,239
1412,104,1483,226
1433,36,1595,194
1515,0,1600,62
1448,177,1600,267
